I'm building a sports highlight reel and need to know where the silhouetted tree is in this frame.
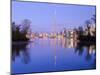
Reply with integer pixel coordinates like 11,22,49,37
91,15,96,24
21,19,31,34
85,20,91,36
78,26,84,36
12,19,31,41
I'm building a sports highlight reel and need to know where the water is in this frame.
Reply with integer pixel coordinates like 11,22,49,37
11,38,96,74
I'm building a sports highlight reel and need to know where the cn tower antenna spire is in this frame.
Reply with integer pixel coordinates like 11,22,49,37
53,9,57,33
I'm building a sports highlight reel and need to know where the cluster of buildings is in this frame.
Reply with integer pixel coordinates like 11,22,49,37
26,23,96,40
26,29,77,40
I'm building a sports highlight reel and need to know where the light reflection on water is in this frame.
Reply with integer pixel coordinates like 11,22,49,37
12,38,96,74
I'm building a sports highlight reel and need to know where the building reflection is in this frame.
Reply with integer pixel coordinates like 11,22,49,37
12,37,96,65
61,37,78,48
48,37,77,48
48,37,96,64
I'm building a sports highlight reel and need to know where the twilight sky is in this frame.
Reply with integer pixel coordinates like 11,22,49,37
12,1,96,32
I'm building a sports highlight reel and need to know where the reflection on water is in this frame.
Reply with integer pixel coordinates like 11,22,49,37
12,37,96,74
75,42,96,61
12,42,30,64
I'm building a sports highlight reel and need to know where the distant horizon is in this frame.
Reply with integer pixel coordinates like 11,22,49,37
12,1,96,33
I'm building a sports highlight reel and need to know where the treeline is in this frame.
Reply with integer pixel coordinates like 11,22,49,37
12,19,31,42
74,15,96,42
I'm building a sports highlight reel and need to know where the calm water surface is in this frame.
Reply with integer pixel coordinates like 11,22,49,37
12,38,96,74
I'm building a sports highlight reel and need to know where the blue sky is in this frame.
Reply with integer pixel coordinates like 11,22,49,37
12,1,96,32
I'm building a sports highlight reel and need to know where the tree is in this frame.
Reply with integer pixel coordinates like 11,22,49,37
12,19,31,41
85,20,91,26
21,19,31,34
78,26,84,35
91,15,96,24
85,20,91,36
